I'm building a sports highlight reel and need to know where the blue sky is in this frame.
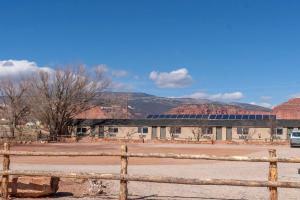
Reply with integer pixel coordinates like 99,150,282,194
1,0,300,107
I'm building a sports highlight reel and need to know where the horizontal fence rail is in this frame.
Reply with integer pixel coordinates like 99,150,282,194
0,143,298,200
2,170,300,189
1,150,300,163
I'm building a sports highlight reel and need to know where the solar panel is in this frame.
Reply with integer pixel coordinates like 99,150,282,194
202,115,209,119
242,115,249,120
256,115,262,120
146,113,277,120
222,115,229,119
196,114,202,119
249,115,255,120
209,115,217,119
236,115,242,119
176,115,183,119
229,115,235,119
263,115,269,120
216,115,222,119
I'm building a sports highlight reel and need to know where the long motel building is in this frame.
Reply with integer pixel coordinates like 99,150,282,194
70,114,300,141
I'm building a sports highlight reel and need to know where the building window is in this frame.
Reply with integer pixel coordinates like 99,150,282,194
202,127,213,135
108,127,118,137
271,127,283,140
170,127,181,137
237,128,249,135
76,127,87,136
138,127,148,135
275,128,283,135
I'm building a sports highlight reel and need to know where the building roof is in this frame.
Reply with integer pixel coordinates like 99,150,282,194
277,120,300,127
70,118,299,128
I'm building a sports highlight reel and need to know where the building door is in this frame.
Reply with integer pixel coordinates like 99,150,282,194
99,126,104,138
226,127,232,141
151,126,157,139
160,127,166,139
216,127,222,140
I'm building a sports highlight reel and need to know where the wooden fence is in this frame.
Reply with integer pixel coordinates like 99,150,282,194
1,143,300,200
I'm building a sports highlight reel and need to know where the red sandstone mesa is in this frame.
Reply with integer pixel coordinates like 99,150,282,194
273,98,300,119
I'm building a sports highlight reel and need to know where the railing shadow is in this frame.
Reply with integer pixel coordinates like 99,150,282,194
130,194,245,200
89,194,245,200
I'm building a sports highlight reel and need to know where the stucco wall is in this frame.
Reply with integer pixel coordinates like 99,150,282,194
72,125,289,141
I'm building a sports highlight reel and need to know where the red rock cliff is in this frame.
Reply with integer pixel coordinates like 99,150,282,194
272,98,300,119
166,104,271,115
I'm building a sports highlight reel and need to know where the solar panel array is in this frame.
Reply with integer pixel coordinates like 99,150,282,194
146,114,276,120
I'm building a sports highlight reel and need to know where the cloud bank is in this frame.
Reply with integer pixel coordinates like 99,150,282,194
112,70,128,78
0,60,53,78
149,68,193,88
250,96,273,108
183,91,244,101
250,102,273,108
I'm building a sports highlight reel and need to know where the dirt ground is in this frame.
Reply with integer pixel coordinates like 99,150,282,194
7,142,262,165
4,142,300,200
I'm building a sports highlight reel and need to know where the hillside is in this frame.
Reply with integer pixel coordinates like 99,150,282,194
273,98,300,119
166,103,271,115
96,92,272,118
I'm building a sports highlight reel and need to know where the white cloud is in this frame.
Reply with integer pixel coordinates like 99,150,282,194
112,70,128,78
95,64,109,74
249,96,273,108
260,96,272,102
149,68,193,88
289,93,300,98
0,60,53,77
183,91,244,101
107,81,134,91
250,102,273,109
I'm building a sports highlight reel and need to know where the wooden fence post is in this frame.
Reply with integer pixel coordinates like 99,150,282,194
119,145,128,200
2,143,10,200
268,149,278,200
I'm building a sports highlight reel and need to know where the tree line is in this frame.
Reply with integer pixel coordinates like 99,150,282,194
0,66,109,138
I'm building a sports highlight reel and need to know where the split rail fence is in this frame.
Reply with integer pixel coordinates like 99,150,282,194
1,143,300,200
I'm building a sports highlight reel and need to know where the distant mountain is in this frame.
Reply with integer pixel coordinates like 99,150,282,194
228,102,272,112
97,92,272,118
166,103,271,115
273,98,300,119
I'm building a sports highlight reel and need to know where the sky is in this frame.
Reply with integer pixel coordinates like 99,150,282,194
1,0,300,108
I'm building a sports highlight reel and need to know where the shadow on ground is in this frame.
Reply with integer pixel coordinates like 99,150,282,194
129,195,245,200
90,194,246,200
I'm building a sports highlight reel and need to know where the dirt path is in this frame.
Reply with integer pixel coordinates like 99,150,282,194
7,143,263,165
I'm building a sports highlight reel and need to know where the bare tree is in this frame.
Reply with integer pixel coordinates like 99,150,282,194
269,117,277,142
192,127,203,141
28,66,109,138
247,128,256,141
0,78,30,137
